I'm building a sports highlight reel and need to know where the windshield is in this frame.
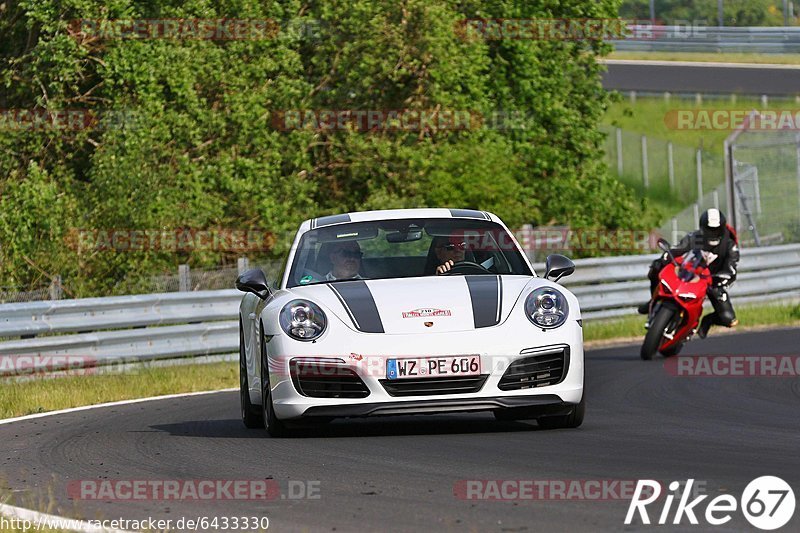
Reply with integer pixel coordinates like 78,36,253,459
678,249,707,282
286,218,532,288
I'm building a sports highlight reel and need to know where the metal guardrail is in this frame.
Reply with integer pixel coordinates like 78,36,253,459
542,243,800,319
1,244,799,374
0,290,240,338
612,25,800,53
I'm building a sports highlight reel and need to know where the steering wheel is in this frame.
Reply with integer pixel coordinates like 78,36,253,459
439,261,491,275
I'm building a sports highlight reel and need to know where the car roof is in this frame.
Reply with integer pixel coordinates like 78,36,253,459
302,208,499,231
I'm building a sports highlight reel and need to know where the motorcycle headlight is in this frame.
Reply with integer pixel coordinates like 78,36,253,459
280,299,327,341
525,287,568,329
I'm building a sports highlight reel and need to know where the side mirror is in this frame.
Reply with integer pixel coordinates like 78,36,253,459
235,269,270,299
657,238,671,253
544,254,575,283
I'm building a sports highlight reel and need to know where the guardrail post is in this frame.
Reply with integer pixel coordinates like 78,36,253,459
796,133,800,215
179,264,190,292
641,135,649,188
238,257,249,275
616,128,623,176
695,93,702,105
761,94,768,107
712,189,720,210
49,275,62,300
693,203,700,228
629,90,636,104
671,217,679,243
667,142,674,192
696,149,703,203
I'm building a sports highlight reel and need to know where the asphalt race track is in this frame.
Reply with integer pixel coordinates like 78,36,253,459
2,327,799,532
601,60,800,95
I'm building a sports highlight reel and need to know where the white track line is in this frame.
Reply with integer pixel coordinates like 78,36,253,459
0,388,236,532
0,388,236,426
600,58,800,70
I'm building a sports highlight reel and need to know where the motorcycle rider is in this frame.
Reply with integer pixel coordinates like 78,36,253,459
637,208,740,339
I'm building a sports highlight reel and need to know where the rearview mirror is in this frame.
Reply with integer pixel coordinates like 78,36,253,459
386,230,423,243
657,238,671,252
544,254,575,283
235,269,270,299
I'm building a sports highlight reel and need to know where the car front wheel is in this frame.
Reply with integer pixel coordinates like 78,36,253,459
260,328,290,437
240,321,263,429
537,391,585,430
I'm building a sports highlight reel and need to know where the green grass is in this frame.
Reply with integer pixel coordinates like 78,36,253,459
608,51,800,65
602,95,769,154
601,95,775,219
584,301,800,344
0,362,237,420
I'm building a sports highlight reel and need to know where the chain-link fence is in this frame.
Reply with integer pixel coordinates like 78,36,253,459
728,129,800,246
602,125,725,207
656,183,731,245
0,287,52,304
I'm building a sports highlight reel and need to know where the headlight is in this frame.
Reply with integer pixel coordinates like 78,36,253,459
525,287,568,328
279,300,327,341
660,279,672,294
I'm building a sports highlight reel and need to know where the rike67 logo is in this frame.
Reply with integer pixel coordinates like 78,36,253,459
626,477,795,530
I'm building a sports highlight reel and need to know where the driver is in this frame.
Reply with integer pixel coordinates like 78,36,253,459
326,240,364,281
433,236,467,275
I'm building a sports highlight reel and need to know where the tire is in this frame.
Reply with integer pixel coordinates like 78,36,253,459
537,391,585,430
640,306,675,361
240,321,264,429
260,327,291,437
660,342,684,357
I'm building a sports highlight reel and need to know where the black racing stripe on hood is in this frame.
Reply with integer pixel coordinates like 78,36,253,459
465,275,502,328
449,209,489,220
328,281,384,333
315,213,351,227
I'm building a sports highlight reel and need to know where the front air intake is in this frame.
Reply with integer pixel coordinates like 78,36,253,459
497,345,569,390
289,359,370,399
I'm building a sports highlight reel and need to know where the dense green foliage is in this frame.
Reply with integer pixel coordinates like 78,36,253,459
1,0,653,296
620,0,790,26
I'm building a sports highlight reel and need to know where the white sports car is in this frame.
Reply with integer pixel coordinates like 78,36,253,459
237,208,584,436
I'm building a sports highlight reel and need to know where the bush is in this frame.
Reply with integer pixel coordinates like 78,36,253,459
0,0,650,295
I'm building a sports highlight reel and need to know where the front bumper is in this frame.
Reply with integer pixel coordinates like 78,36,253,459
262,318,584,420
301,394,573,419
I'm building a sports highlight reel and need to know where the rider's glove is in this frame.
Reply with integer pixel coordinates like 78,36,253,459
712,274,732,287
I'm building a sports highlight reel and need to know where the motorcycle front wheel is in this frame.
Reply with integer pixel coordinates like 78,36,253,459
641,306,675,360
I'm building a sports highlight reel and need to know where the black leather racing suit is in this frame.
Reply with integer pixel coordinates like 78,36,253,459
647,228,740,328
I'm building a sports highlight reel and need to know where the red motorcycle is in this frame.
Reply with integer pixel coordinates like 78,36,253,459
640,239,713,360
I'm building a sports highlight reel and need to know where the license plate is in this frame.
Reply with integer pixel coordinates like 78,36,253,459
386,356,481,380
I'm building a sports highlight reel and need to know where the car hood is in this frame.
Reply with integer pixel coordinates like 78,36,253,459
288,275,535,334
